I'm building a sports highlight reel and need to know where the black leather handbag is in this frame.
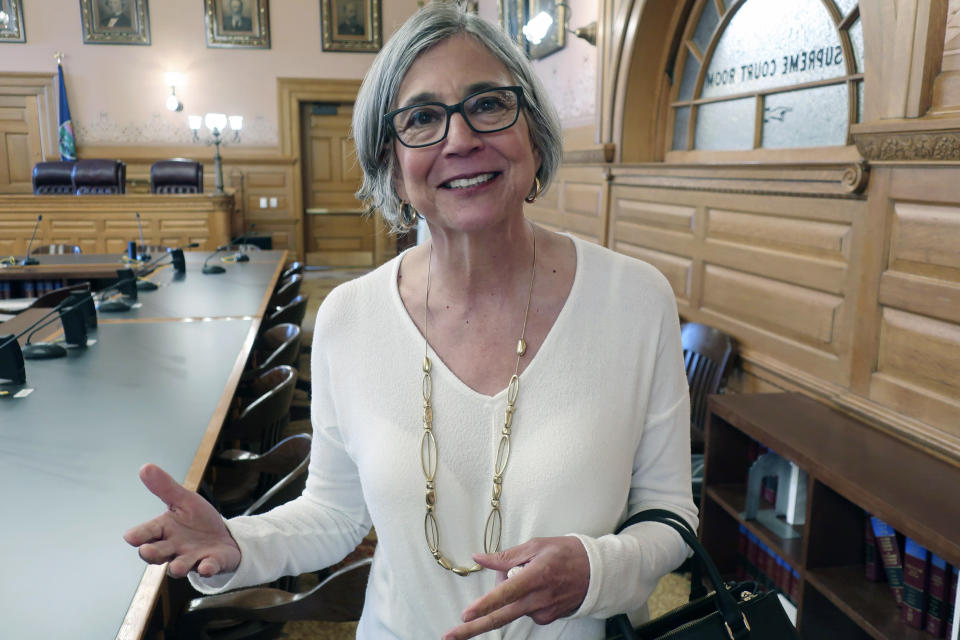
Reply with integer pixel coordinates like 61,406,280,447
605,509,800,640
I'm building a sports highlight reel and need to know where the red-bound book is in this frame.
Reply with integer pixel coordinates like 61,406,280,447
925,554,948,637
870,517,905,606
736,525,748,580
946,565,958,638
865,515,884,582
901,537,929,628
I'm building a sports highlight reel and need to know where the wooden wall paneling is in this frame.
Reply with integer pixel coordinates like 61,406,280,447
608,181,864,388
0,194,233,254
527,165,609,246
857,165,960,450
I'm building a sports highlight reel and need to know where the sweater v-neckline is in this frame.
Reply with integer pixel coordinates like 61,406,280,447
391,234,582,402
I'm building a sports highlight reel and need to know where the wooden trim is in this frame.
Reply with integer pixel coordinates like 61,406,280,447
562,144,616,164
610,161,870,196
853,127,960,161
116,565,165,640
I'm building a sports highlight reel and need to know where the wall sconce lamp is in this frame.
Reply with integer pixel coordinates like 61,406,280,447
188,112,242,194
164,72,183,112
522,3,596,58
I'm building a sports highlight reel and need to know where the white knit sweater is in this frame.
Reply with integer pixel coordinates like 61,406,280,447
191,235,698,639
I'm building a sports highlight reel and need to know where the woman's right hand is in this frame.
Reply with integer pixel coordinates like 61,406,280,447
123,463,241,579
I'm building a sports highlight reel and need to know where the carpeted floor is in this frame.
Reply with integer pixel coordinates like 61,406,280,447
275,269,691,638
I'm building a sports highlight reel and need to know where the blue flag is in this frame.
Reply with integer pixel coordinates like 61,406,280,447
57,63,76,161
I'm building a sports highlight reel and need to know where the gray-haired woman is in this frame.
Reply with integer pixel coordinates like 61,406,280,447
125,4,696,639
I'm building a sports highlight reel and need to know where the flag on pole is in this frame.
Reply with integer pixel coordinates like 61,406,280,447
57,62,76,161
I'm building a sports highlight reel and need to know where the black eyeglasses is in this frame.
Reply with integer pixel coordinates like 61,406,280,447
384,86,524,148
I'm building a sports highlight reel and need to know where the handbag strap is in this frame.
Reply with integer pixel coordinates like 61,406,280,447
615,509,750,639
616,509,706,600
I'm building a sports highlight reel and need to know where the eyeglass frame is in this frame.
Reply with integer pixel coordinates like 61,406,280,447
383,85,525,149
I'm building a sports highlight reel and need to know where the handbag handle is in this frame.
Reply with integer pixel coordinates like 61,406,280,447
615,509,750,639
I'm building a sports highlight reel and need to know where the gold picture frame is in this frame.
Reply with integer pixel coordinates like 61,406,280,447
320,0,381,53
79,0,150,45
205,0,270,49
0,0,26,43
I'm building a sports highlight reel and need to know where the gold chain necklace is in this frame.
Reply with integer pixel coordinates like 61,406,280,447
419,225,537,576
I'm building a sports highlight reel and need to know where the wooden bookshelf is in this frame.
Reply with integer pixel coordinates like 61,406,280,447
700,392,960,640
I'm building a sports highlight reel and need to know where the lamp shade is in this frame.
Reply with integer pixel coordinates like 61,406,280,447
228,115,243,131
204,112,227,133
188,115,202,131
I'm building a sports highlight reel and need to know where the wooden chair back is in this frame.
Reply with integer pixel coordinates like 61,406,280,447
224,365,297,453
263,294,308,332
175,557,372,638
270,274,303,308
682,322,737,450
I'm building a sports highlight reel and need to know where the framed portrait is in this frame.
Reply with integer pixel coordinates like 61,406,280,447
0,0,26,43
524,0,564,60
79,0,150,45
205,0,270,49
320,0,381,53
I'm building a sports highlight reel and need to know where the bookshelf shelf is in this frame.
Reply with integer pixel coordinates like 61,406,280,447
805,566,932,640
700,393,960,640
705,484,804,565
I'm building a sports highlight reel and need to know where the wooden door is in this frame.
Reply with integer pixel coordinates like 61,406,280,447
0,94,44,193
301,102,393,267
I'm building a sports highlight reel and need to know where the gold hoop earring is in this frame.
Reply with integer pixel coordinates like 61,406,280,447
399,201,418,228
524,176,542,204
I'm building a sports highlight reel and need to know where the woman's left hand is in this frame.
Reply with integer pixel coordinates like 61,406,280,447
442,536,589,640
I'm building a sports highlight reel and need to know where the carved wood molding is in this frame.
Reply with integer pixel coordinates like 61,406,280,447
854,129,960,161
563,143,617,164
609,162,870,196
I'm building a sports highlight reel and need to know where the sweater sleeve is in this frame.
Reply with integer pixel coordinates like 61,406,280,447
189,288,372,594
567,271,698,620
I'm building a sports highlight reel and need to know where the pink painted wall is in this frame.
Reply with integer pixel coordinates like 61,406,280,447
3,0,597,146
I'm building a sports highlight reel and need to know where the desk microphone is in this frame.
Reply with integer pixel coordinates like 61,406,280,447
202,233,250,275
21,292,92,360
232,223,256,263
135,212,150,261
98,268,139,312
20,214,42,266
0,293,92,367
135,242,199,290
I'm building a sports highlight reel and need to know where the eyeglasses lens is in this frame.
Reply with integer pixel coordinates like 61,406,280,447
393,88,520,147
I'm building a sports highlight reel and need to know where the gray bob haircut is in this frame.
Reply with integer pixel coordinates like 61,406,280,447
353,2,562,232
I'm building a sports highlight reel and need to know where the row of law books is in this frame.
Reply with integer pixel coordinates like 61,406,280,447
866,514,959,637
736,525,801,603
0,279,67,300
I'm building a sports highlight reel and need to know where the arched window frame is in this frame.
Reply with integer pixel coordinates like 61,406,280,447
665,0,864,161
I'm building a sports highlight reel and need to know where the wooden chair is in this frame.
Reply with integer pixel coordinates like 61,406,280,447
682,322,737,505
682,322,738,451
208,432,311,519
173,557,372,640
242,323,302,382
281,261,303,280
31,244,81,255
261,295,308,333
270,274,303,309
222,365,298,454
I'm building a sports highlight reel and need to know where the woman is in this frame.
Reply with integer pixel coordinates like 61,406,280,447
124,5,697,639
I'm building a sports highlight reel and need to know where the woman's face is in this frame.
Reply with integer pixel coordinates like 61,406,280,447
391,34,540,234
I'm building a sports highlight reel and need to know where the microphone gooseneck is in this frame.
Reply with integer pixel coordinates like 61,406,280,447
20,215,42,266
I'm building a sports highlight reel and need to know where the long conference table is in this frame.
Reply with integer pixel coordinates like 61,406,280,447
0,249,288,639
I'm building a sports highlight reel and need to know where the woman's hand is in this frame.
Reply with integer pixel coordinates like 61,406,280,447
442,536,589,640
123,463,241,579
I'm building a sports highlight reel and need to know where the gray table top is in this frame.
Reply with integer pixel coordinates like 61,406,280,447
0,250,285,639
